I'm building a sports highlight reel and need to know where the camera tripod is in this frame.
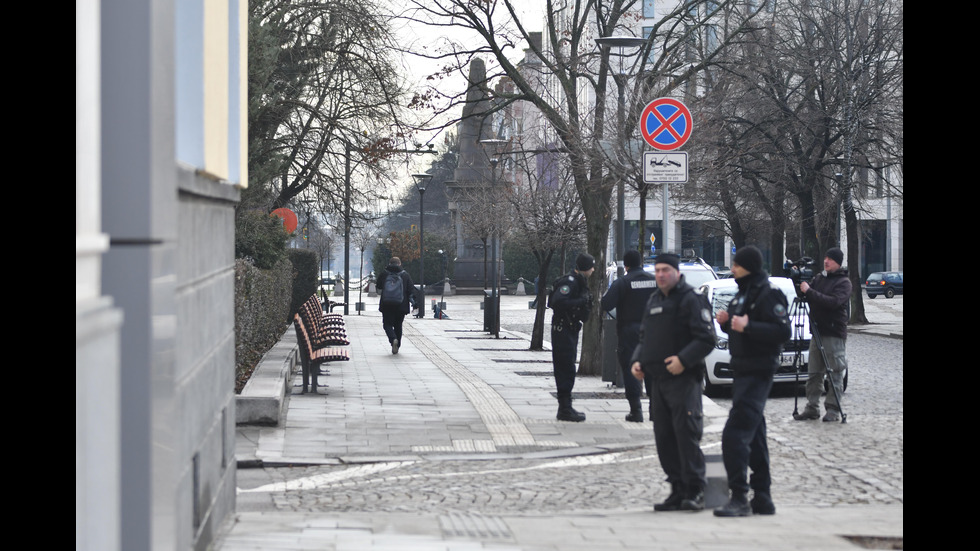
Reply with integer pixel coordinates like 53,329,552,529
789,296,847,424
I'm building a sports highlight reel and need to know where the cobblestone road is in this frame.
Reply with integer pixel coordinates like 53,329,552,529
237,302,902,517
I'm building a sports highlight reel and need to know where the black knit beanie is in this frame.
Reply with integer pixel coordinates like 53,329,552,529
623,250,641,269
733,246,763,274
825,247,844,266
575,253,595,271
654,253,680,271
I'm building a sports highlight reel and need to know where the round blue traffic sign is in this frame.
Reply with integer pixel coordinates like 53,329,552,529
640,98,693,151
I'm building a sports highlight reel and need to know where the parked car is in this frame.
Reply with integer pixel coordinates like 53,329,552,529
864,271,903,299
605,251,719,290
698,277,846,397
642,253,719,288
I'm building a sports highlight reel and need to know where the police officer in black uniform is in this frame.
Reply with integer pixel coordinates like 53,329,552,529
601,249,657,422
548,253,595,422
629,253,716,511
714,246,791,517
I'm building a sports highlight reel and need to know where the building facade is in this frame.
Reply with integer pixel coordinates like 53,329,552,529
76,0,246,549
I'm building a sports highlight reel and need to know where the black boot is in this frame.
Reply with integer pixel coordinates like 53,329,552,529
654,485,684,511
557,395,586,422
625,398,643,422
750,492,776,515
680,490,705,511
714,493,751,517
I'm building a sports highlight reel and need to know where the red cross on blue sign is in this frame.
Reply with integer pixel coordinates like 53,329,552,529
639,98,693,151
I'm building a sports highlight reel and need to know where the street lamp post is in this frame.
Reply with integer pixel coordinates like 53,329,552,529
479,138,508,338
412,172,432,318
595,35,646,272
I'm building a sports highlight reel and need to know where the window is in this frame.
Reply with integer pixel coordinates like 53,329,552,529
643,0,656,19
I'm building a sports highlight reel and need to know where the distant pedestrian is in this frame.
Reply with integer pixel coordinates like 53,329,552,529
629,253,715,511
714,246,791,517
795,247,851,422
601,250,657,422
548,253,595,422
377,257,416,355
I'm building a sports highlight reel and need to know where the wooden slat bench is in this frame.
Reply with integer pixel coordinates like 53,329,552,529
293,314,350,394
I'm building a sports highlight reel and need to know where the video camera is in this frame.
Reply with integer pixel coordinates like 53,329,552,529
785,257,816,298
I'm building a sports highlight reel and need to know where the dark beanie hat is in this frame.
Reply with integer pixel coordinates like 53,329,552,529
623,249,641,269
825,247,844,266
576,253,595,271
733,246,763,274
654,253,680,271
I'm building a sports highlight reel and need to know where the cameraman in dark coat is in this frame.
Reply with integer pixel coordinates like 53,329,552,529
601,249,657,422
714,246,791,517
796,247,852,422
629,253,715,511
548,253,595,422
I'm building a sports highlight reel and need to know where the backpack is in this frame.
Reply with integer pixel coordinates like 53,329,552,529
381,273,404,306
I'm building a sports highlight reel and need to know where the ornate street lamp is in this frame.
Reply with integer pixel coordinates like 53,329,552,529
412,172,432,317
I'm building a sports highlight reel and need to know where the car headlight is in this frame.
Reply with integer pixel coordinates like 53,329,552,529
715,336,728,350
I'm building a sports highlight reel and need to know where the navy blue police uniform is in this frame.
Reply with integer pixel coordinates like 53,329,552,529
716,269,791,516
601,262,657,421
548,265,592,422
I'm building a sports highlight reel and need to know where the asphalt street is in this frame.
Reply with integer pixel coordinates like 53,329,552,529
220,290,902,550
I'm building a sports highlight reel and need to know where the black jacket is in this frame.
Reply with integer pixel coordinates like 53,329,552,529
548,271,592,327
630,276,715,380
601,267,657,329
377,266,415,315
804,268,852,339
720,272,792,374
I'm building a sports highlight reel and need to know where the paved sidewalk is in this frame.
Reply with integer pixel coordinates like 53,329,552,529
222,293,902,550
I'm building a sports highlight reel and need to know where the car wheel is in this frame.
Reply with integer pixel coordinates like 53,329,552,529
867,293,876,299
884,288,895,299
703,372,722,398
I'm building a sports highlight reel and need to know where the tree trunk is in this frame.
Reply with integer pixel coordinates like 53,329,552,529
530,249,554,350
843,185,869,324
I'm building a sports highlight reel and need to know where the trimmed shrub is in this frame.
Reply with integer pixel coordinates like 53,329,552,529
235,209,290,270
234,257,293,393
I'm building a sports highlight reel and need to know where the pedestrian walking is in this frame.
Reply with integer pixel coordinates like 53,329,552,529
629,253,715,510
548,253,595,422
377,257,416,354
601,249,657,422
714,246,791,517
795,247,852,422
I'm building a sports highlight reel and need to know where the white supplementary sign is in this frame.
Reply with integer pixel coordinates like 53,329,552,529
643,152,688,183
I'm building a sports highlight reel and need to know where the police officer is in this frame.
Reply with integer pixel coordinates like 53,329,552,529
714,246,791,517
548,253,595,422
629,253,715,511
601,249,657,422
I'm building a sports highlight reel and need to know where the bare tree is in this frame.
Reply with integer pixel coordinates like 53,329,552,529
403,0,754,373
506,146,585,349
684,0,902,321
248,0,414,220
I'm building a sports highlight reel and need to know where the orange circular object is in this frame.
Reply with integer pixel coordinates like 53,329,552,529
271,208,298,233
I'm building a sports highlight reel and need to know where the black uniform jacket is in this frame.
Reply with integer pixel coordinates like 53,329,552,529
630,275,715,381
601,268,657,328
720,271,792,374
548,271,592,327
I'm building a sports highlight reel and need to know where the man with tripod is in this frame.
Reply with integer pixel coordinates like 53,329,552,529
796,247,851,422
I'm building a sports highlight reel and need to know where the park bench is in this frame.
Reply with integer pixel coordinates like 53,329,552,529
293,313,350,394
299,296,350,347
